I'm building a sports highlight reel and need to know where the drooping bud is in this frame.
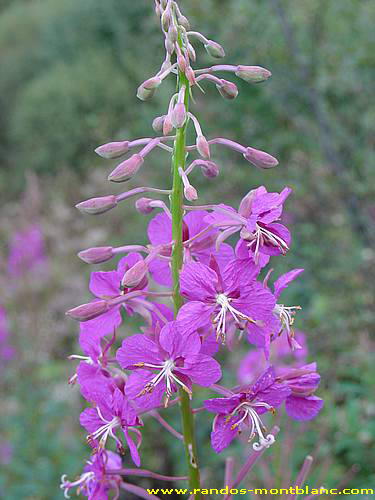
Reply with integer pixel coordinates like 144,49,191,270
185,66,196,86
243,147,279,169
135,197,155,214
197,135,210,159
177,54,187,73
108,154,144,182
66,300,109,322
187,43,196,62
121,260,148,289
235,66,272,84
165,37,174,55
168,24,178,44
95,141,130,159
163,114,173,136
204,40,225,59
137,77,162,101
177,14,190,30
184,185,198,202
75,195,117,215
161,9,171,31
171,103,186,129
78,246,114,264
200,160,220,178
216,80,238,100
152,115,166,133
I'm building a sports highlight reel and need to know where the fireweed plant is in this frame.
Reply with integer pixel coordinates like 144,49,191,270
65,1,324,498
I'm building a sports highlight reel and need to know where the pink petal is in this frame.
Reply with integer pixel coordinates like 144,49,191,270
180,262,218,300
179,354,222,386
89,271,119,298
116,334,162,369
147,213,172,246
177,302,213,333
274,268,304,299
285,395,324,421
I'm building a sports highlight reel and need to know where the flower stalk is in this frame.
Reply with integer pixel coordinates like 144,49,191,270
171,43,202,496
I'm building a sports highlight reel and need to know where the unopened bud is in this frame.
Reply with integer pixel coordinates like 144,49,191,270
78,246,114,264
197,135,210,159
185,66,196,86
184,185,198,201
135,197,155,215
161,9,171,31
163,114,173,136
108,154,144,182
187,43,196,62
152,115,166,133
76,195,117,215
204,40,225,59
66,300,109,322
137,77,162,101
95,141,129,159
177,15,190,30
216,80,238,100
168,25,178,44
238,189,256,218
235,66,272,83
171,103,186,129
200,160,219,178
243,147,278,169
177,54,187,73
165,37,174,55
121,260,148,288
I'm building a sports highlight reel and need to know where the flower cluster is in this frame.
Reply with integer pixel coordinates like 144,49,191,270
64,1,323,497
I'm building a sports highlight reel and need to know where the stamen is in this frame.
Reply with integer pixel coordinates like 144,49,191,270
60,471,95,499
247,224,289,261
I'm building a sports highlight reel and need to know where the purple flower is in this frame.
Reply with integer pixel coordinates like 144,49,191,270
206,186,292,263
60,449,122,499
204,367,291,453
147,211,233,286
117,321,222,409
177,256,275,343
79,253,148,337
80,386,142,466
8,224,48,279
276,363,324,420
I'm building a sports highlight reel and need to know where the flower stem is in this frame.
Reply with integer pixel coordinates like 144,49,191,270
170,63,202,497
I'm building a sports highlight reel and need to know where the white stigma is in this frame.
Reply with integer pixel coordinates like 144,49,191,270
88,408,121,449
214,293,256,343
60,471,95,499
229,401,276,451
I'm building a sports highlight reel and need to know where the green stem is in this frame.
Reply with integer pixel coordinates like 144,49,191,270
170,69,202,497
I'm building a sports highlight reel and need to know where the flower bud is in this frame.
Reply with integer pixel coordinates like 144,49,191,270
75,195,117,215
177,54,187,73
165,37,174,55
163,114,173,136
78,246,114,264
161,9,171,31
135,197,155,215
137,77,162,101
121,260,148,289
216,80,238,100
66,300,109,322
152,115,166,133
168,24,178,44
197,135,210,159
200,160,219,178
204,40,225,59
243,147,279,169
235,66,272,83
177,15,190,30
184,185,198,202
171,103,186,129
95,141,129,159
108,154,144,182
185,66,196,86
187,43,196,62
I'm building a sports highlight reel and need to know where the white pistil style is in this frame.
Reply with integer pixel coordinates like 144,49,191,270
135,359,192,406
88,407,122,450
248,223,289,261
228,401,276,451
273,303,302,338
214,293,259,344
60,471,95,499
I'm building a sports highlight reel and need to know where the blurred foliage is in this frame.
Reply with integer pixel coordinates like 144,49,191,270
0,0,374,498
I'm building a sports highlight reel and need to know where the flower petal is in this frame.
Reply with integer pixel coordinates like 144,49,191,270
180,262,218,301
211,414,240,453
179,354,222,386
89,271,119,298
177,302,213,333
285,395,324,421
116,334,162,369
147,213,172,246
274,268,304,299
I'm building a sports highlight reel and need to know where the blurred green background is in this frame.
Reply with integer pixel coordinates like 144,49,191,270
0,0,374,498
